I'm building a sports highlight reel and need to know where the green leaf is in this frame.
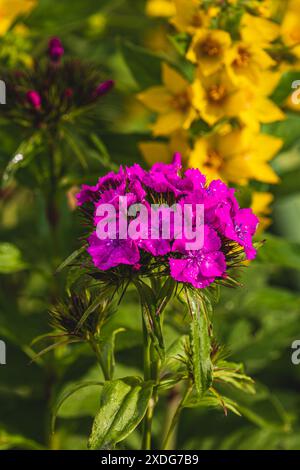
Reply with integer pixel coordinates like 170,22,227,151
213,360,255,395
263,113,300,151
0,430,45,450
0,242,27,273
120,40,166,89
186,289,213,397
257,234,300,271
156,276,176,316
99,132,147,167
185,391,241,417
52,381,104,432
168,33,191,56
75,294,108,332
56,245,86,273
1,134,41,188
89,133,118,171
64,130,88,169
88,377,153,449
96,328,125,380
271,71,300,105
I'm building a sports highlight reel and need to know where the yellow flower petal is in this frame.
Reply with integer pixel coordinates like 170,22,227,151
0,0,36,35
252,162,280,184
171,0,207,34
254,97,286,123
151,111,184,136
241,13,280,45
162,63,189,94
187,29,231,76
252,191,274,233
255,134,283,162
138,86,172,113
139,141,171,165
252,192,274,216
146,0,175,17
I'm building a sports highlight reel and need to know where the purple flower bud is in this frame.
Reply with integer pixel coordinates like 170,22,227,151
93,80,114,98
26,90,41,109
48,37,64,62
64,88,73,99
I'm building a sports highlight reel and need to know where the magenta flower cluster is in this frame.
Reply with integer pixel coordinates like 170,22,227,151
77,155,259,289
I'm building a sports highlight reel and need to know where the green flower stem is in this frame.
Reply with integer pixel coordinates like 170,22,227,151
90,339,111,381
141,317,154,450
162,381,193,450
161,386,182,450
134,279,162,450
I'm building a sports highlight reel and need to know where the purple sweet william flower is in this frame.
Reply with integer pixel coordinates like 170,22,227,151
77,154,259,288
87,233,140,271
169,226,226,288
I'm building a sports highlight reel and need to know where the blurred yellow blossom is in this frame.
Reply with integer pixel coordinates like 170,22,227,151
170,0,207,34
140,0,290,204
146,0,175,17
138,63,197,136
241,13,280,46
192,70,250,126
189,128,282,185
239,72,285,131
251,192,274,233
225,41,275,85
139,130,190,166
251,0,285,18
187,29,232,76
281,7,300,58
0,0,37,35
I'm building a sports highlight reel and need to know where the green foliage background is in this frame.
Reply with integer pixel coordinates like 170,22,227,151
0,0,300,450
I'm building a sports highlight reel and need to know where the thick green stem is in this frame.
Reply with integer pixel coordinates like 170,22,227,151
135,280,162,450
162,382,193,450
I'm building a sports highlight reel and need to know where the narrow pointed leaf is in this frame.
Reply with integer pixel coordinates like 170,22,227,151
56,245,86,273
186,289,213,397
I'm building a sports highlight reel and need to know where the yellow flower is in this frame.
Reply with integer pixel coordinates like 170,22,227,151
207,6,220,18
139,130,190,166
0,0,37,35
285,91,300,112
239,70,285,131
146,0,175,17
251,192,274,233
281,8,300,58
138,63,197,136
188,128,282,185
225,41,275,85
250,0,284,18
170,0,207,34
187,29,231,76
192,69,251,126
241,13,280,46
